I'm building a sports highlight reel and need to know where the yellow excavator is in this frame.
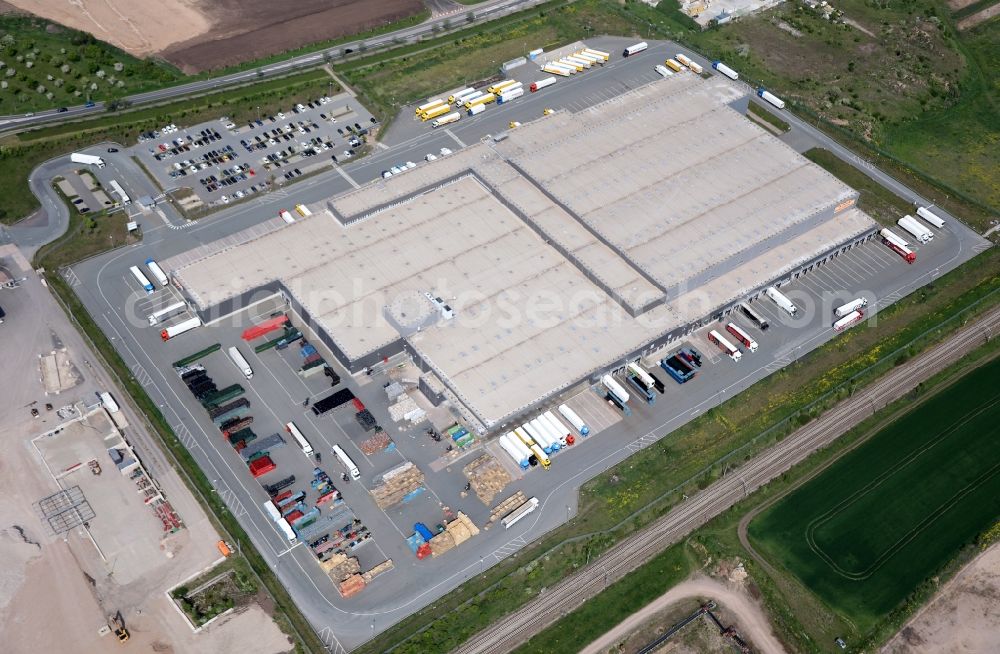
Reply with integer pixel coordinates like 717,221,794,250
108,611,129,643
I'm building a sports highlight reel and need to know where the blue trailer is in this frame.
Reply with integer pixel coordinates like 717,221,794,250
661,355,696,383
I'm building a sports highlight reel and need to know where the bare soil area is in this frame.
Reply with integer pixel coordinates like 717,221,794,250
2,0,210,57
158,0,425,73
882,543,1000,654
5,0,424,73
957,2,1000,29
580,576,787,654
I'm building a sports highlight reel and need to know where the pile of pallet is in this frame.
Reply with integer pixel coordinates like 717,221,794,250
463,454,512,505
370,461,425,509
428,512,480,557
360,431,392,455
362,559,394,583
388,395,425,423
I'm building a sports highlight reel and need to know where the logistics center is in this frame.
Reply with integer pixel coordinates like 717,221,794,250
167,74,878,432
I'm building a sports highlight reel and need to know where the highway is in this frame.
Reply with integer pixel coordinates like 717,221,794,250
451,304,1000,654
0,0,546,133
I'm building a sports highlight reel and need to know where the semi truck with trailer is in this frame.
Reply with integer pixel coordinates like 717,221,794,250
70,152,106,168
546,62,577,76
757,88,786,109
675,53,702,73
583,48,610,61
563,56,591,69
531,77,558,91
833,310,865,332
664,58,684,73
531,418,562,451
713,61,739,80
501,497,539,529
145,258,168,286
661,355,696,383
130,266,155,294
160,317,202,341
573,52,602,66
739,302,769,330
708,330,742,362
109,179,131,206
623,42,648,57
725,323,758,353
468,104,486,116
227,346,253,379
558,404,590,436
765,286,798,316
514,429,550,468
499,433,530,469
835,297,868,318
879,228,917,263
541,65,572,77
507,432,533,463
448,88,476,104
147,301,187,326
332,444,360,479
523,422,555,454
916,206,946,229
421,104,451,121
540,412,570,446
285,421,314,456
416,99,445,115
487,80,518,95
464,93,496,110
432,112,461,128
898,215,933,243
498,87,524,104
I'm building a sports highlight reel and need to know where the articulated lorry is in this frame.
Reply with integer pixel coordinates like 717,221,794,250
71,152,105,168
765,286,798,316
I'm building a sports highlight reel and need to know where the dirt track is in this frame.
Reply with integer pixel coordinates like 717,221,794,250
579,576,787,654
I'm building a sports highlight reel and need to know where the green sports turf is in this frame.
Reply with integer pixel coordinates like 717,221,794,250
749,357,1000,631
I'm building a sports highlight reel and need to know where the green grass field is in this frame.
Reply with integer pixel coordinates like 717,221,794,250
749,357,1000,631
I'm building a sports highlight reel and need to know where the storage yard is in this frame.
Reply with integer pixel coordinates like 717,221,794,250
58,35,990,651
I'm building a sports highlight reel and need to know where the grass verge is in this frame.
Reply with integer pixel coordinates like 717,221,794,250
804,148,913,225
359,244,1000,654
747,101,790,133
0,69,335,225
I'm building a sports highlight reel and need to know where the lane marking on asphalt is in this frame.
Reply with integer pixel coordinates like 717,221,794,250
333,164,360,189
445,128,466,148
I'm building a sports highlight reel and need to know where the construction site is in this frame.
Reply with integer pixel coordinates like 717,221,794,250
166,73,877,433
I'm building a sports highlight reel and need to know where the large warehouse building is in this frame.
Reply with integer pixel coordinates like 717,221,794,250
168,74,877,432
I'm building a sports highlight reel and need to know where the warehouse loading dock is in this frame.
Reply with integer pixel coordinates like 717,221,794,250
168,74,876,432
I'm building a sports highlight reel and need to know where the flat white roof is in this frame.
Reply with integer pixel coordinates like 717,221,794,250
173,75,875,427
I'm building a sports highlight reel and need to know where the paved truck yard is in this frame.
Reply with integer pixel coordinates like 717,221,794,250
48,36,990,652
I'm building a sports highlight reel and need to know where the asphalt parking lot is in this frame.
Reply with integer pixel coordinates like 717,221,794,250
50,35,991,652
130,92,377,206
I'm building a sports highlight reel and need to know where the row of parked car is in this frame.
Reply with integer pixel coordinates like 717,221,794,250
198,162,255,193
380,147,453,179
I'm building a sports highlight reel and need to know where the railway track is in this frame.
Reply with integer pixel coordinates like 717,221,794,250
452,305,1000,654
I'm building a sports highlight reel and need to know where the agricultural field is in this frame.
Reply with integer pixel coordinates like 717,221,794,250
668,0,1000,211
748,356,1000,632
0,15,181,114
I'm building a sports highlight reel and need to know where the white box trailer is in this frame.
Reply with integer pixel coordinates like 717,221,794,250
835,297,868,318
227,346,253,379
501,497,539,529
147,301,187,326
431,112,461,128
558,404,590,436
582,48,610,61
757,88,786,109
160,316,201,341
602,374,630,404
70,152,105,168
541,411,571,445
541,65,572,78
655,65,673,78
145,258,168,286
765,286,798,316
531,76,558,91
713,61,739,80
499,433,529,469
916,206,946,229
898,215,933,243
833,310,865,332
448,88,476,104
